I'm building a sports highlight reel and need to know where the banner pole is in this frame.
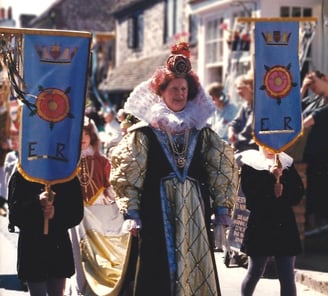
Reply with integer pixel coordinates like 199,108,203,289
274,154,282,183
43,184,55,235
237,17,318,23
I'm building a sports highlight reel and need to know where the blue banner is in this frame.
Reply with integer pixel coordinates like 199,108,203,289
18,31,91,185
254,21,302,152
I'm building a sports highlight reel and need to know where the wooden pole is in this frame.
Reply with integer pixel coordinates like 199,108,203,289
237,17,318,23
274,153,282,183
43,184,55,235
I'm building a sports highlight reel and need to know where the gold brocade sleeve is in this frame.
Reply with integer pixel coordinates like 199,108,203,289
200,128,239,209
110,130,149,214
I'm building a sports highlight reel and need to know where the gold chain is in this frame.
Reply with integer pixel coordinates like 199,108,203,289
167,130,190,168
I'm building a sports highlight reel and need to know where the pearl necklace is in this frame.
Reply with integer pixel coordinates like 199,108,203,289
79,156,94,195
167,130,190,168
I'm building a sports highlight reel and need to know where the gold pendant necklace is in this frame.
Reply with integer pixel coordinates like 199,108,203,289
167,130,190,168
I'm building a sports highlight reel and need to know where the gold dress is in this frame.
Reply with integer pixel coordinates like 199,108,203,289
68,148,130,296
110,125,238,296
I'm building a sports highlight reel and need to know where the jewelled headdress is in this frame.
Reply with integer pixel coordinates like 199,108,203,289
166,42,191,77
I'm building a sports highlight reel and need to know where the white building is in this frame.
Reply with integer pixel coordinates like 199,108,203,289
189,0,326,99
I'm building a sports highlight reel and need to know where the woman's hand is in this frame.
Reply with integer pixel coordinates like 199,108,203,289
39,191,55,220
122,219,142,237
270,165,283,198
270,164,282,181
227,127,236,144
300,74,314,97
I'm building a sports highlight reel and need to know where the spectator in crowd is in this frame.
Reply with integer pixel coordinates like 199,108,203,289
98,107,123,157
227,71,258,157
0,63,11,207
3,125,20,231
239,146,304,296
4,126,19,196
300,70,328,100
207,81,238,142
300,70,328,231
110,42,239,296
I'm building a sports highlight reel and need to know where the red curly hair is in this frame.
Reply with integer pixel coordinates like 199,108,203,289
150,68,200,101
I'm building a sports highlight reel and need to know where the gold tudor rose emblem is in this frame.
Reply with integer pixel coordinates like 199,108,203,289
35,87,74,129
260,64,297,105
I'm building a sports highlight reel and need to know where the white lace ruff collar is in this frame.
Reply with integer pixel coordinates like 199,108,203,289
239,149,293,171
123,79,215,134
81,146,95,158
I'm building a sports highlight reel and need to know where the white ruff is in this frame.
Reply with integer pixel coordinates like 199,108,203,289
239,149,293,171
81,146,94,158
124,79,215,133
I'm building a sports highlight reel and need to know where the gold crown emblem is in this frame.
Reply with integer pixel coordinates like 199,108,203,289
35,44,78,63
261,31,291,45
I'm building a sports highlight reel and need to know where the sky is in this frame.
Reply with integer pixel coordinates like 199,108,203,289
2,0,57,27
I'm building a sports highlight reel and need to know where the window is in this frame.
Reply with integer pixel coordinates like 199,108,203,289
189,14,198,46
205,17,224,64
280,6,313,75
280,6,312,18
128,12,144,50
164,0,183,43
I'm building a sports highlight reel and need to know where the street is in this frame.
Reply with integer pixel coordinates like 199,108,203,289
0,214,325,296
215,252,326,296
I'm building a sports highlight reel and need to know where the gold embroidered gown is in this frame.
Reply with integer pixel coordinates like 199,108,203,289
110,125,238,296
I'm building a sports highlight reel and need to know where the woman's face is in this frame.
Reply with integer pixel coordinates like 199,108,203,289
236,82,253,102
309,76,328,97
161,78,188,112
81,130,91,151
212,96,225,109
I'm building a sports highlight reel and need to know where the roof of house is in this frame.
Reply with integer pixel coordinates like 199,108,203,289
99,52,168,93
99,52,198,93
28,0,116,32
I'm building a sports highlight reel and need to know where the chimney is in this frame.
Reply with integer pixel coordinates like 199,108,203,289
0,8,4,19
8,7,12,20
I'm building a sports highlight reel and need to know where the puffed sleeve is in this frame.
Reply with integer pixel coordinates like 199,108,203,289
110,130,149,216
200,127,239,209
